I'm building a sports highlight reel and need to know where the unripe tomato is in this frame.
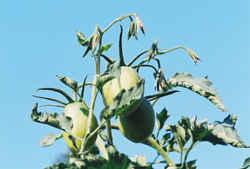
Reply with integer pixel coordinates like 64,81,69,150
62,102,98,153
102,66,142,117
118,98,155,143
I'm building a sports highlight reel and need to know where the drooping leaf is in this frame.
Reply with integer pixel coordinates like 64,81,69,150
240,157,250,169
32,95,68,106
96,60,121,91
35,87,74,103
76,31,89,47
99,78,144,121
207,114,250,148
30,102,73,133
156,108,170,132
167,72,227,112
40,132,63,147
57,75,78,92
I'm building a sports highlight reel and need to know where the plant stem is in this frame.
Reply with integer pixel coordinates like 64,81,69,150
102,13,138,34
127,50,148,67
158,46,188,55
183,141,199,164
144,137,175,167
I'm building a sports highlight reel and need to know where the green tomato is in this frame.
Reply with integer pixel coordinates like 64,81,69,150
62,102,98,153
118,98,155,143
102,66,142,117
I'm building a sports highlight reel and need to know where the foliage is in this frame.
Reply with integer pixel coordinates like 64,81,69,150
30,13,249,168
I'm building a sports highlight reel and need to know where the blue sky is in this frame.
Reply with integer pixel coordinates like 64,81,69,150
1,1,250,169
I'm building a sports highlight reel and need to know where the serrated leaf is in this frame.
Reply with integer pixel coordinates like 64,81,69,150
208,114,250,148
99,78,144,121
156,108,170,132
76,31,89,47
190,116,210,143
30,103,73,133
57,75,78,92
240,157,250,169
40,132,63,147
167,72,227,112
98,43,113,55
96,60,121,91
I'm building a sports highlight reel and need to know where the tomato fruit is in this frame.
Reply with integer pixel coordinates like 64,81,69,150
118,98,155,143
62,102,98,153
102,66,142,117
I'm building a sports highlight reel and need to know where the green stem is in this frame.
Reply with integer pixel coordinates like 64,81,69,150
183,141,199,164
144,137,175,167
158,46,188,55
127,50,148,67
102,13,138,34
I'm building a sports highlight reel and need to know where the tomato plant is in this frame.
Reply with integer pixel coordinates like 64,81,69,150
30,13,250,169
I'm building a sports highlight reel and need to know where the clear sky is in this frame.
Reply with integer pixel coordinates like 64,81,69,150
1,1,250,169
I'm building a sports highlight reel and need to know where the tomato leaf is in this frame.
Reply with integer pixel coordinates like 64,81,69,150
97,43,113,55
156,108,170,133
165,124,188,152
167,72,227,112
204,114,250,148
240,157,250,169
56,75,78,92
76,31,89,47
99,78,144,121
30,102,73,133
40,132,63,147
96,60,121,90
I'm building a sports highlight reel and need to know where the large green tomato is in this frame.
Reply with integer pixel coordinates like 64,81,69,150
62,102,98,153
118,98,155,143
102,66,141,117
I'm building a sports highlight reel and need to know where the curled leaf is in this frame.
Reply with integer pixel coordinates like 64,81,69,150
57,75,78,92
167,72,227,112
30,102,73,133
